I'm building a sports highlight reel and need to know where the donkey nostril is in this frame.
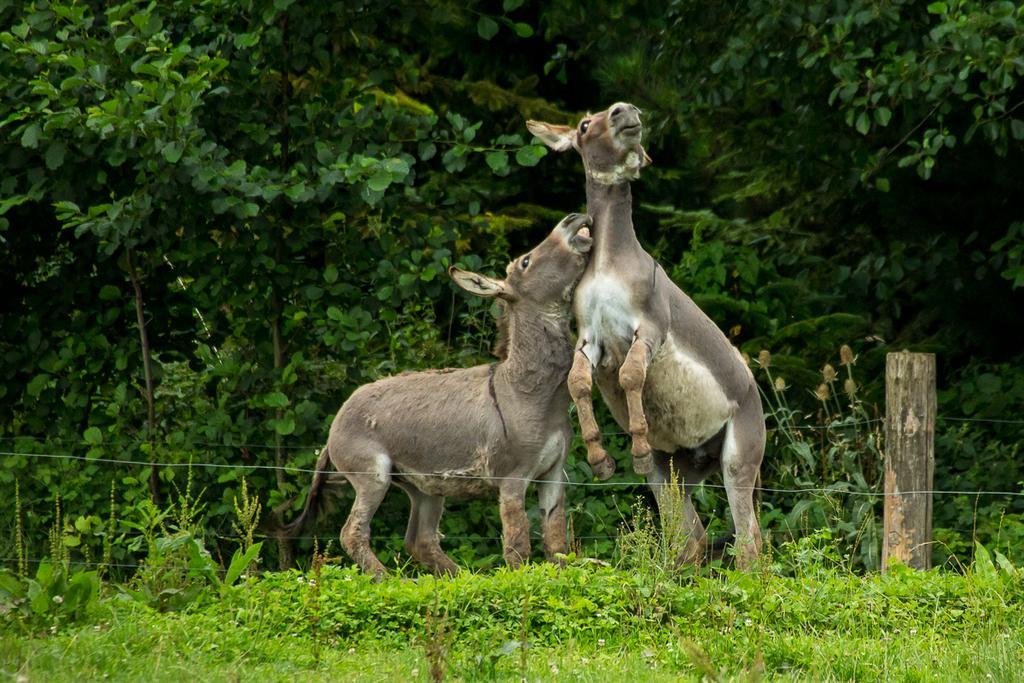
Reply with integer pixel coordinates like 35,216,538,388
611,106,623,117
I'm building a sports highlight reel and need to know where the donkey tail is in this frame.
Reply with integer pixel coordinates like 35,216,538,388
276,445,333,539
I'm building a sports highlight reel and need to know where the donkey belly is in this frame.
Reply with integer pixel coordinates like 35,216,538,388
394,448,496,499
642,336,736,451
383,425,500,498
595,336,735,451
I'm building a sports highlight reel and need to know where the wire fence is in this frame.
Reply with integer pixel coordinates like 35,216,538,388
1,441,1023,498
0,413,1021,502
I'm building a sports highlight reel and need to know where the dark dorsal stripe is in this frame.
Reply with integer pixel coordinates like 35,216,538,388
487,363,509,439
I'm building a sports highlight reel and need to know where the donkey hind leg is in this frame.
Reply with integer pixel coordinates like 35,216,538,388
649,452,708,566
498,480,531,569
619,330,656,476
721,387,766,570
395,481,458,577
536,462,567,563
568,337,615,480
339,453,392,579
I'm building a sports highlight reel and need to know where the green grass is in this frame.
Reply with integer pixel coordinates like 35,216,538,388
3,556,1023,682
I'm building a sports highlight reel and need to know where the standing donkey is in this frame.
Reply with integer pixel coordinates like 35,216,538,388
527,104,766,568
281,214,594,577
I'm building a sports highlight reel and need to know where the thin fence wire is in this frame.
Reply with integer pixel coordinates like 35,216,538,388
2,448,1024,498
2,412,1021,451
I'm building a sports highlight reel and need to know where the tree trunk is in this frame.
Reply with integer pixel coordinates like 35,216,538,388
127,249,160,503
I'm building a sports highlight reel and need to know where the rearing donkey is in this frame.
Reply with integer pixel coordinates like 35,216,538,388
527,104,766,568
281,213,594,576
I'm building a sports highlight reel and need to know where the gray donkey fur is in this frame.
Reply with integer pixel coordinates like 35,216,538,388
528,104,766,568
281,214,594,576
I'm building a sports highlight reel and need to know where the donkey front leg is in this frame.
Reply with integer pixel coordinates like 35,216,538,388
568,341,615,480
498,480,531,569
537,463,567,564
619,330,657,475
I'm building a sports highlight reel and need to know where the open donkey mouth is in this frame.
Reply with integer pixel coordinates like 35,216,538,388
571,226,593,253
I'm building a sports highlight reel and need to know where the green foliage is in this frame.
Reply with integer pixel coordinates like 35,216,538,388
1,0,1022,576
0,562,100,628
3,556,1024,680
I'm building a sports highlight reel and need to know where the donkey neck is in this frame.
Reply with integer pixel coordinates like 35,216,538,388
585,178,643,268
495,306,574,400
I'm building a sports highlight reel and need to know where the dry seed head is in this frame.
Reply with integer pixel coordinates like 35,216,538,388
758,350,771,368
815,383,830,402
822,364,837,383
839,345,855,366
844,378,857,397
774,377,787,392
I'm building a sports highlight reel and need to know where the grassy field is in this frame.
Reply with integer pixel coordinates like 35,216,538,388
3,548,1023,682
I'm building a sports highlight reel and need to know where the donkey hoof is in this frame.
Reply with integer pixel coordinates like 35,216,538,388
632,452,653,476
591,455,616,481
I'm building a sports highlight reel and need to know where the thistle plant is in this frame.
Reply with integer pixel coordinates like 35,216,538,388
753,344,885,569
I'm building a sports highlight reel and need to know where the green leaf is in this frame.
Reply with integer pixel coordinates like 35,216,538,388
366,171,392,192
263,391,289,408
88,64,108,84
485,151,509,174
515,144,547,167
224,542,262,586
26,374,49,397
874,177,890,193
273,417,295,436
418,141,437,161
45,143,66,170
162,141,183,163
114,35,135,53
1011,119,1024,140
503,0,524,10
83,427,103,445
20,123,41,149
99,285,120,301
926,2,947,14
855,111,870,135
324,264,338,283
477,16,499,40
225,159,247,179
512,22,533,38
874,107,892,127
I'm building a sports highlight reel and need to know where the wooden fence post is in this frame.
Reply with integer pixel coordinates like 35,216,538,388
883,351,936,572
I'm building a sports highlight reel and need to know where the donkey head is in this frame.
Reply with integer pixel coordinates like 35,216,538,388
526,102,651,185
449,213,593,308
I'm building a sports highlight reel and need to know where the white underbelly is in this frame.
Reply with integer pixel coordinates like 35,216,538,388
643,334,735,450
575,274,636,366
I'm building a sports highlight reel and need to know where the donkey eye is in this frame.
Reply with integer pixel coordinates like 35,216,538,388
521,255,531,269
579,120,590,134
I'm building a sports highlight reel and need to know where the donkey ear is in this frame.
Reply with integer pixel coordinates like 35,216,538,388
526,120,575,152
449,267,509,299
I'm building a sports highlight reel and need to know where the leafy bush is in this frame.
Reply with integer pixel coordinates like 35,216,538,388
1,0,1022,576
